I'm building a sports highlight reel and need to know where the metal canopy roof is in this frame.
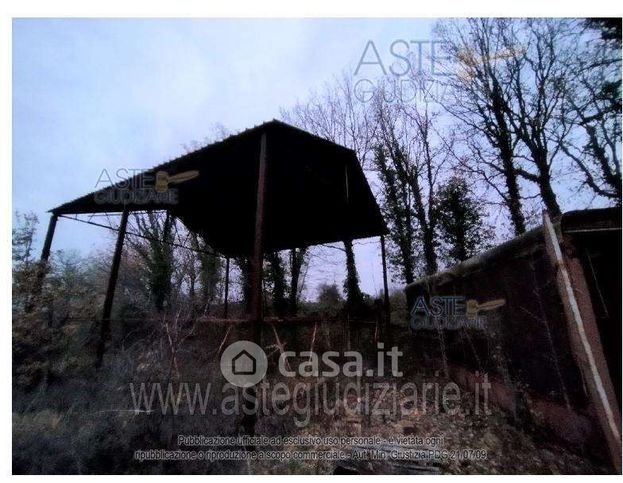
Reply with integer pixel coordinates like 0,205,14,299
52,120,387,257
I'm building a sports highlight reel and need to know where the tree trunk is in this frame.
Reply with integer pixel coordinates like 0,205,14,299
401,246,415,286
539,173,562,217
493,86,527,236
502,156,527,235
237,257,253,314
267,251,287,316
343,239,363,314
422,228,438,276
288,248,304,316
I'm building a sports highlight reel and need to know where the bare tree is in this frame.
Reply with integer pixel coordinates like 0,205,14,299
235,256,253,314
127,211,174,313
374,89,450,276
287,247,308,315
435,18,528,234
280,72,377,311
189,232,223,315
280,71,377,169
560,20,621,203
499,19,578,217
373,143,417,284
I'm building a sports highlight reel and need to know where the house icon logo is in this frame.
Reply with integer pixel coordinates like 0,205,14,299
220,340,267,387
232,349,256,375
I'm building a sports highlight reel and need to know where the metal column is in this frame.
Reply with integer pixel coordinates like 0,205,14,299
26,213,59,313
250,132,268,327
96,208,130,367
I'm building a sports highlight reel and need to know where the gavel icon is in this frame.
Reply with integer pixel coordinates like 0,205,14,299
465,299,506,321
155,170,200,193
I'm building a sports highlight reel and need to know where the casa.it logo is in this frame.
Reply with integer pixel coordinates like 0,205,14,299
220,340,268,388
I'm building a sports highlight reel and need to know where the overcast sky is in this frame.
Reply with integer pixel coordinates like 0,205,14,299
13,18,440,297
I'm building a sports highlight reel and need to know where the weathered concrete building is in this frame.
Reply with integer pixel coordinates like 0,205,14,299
405,208,621,472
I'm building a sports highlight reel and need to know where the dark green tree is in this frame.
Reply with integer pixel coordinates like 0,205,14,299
317,283,343,315
12,212,57,391
266,251,288,316
373,145,417,284
191,234,223,312
435,176,492,265
12,212,40,311
343,240,364,314
12,211,38,266
585,18,622,46
129,212,174,313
